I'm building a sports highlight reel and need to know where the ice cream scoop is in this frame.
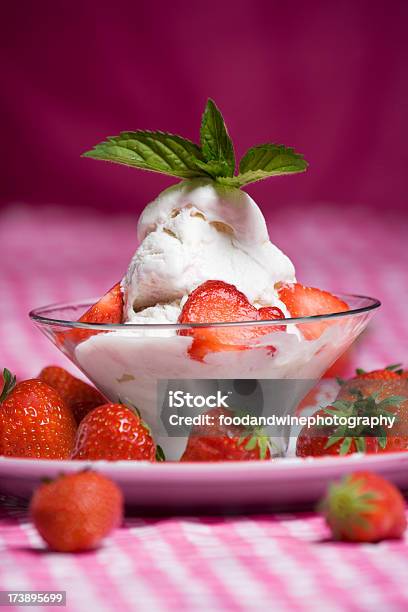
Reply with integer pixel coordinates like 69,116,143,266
123,178,295,322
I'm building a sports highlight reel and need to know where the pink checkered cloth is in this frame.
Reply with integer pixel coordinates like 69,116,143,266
2,496,408,611
1,203,408,611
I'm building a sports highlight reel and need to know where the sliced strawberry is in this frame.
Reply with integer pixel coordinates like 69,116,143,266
59,283,123,346
278,283,349,340
79,282,123,326
178,280,285,361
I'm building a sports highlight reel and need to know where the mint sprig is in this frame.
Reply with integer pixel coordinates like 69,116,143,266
199,98,235,177
83,99,308,188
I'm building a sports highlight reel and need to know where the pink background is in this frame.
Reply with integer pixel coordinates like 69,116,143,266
1,7,408,608
1,0,408,214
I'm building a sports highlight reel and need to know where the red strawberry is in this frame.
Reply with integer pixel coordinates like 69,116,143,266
30,471,123,552
320,472,406,542
178,280,285,361
296,406,376,457
180,407,272,461
59,282,123,346
0,370,76,459
296,381,408,457
353,364,408,380
39,366,106,424
71,403,158,461
353,364,403,381
277,283,348,340
337,372,408,402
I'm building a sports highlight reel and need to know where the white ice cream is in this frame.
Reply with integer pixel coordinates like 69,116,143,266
123,178,295,322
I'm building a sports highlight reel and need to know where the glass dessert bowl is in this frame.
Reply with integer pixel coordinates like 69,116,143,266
30,293,380,460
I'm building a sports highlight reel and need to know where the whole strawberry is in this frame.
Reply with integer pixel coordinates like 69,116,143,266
320,472,406,542
39,365,106,424
71,403,157,461
181,407,272,461
0,369,76,459
30,471,123,552
296,382,408,457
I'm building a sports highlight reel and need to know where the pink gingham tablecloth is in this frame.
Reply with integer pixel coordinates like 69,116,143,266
1,203,408,611
2,496,408,611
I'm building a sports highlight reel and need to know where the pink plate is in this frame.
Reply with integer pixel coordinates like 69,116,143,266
1,453,408,512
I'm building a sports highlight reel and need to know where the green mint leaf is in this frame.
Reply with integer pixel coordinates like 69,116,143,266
200,99,235,177
83,131,208,179
217,143,308,187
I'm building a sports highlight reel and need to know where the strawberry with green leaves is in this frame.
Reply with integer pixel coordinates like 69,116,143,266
320,472,406,542
181,407,273,462
178,280,285,361
296,383,408,457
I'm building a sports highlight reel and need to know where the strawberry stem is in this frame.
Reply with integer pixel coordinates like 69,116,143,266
320,476,378,539
322,391,405,454
0,369,16,403
386,363,403,371
156,445,166,462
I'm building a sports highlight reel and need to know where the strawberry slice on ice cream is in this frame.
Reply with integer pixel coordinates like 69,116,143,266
178,280,285,361
278,282,349,340
59,282,123,346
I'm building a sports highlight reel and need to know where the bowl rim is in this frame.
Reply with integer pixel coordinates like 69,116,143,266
29,293,381,330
